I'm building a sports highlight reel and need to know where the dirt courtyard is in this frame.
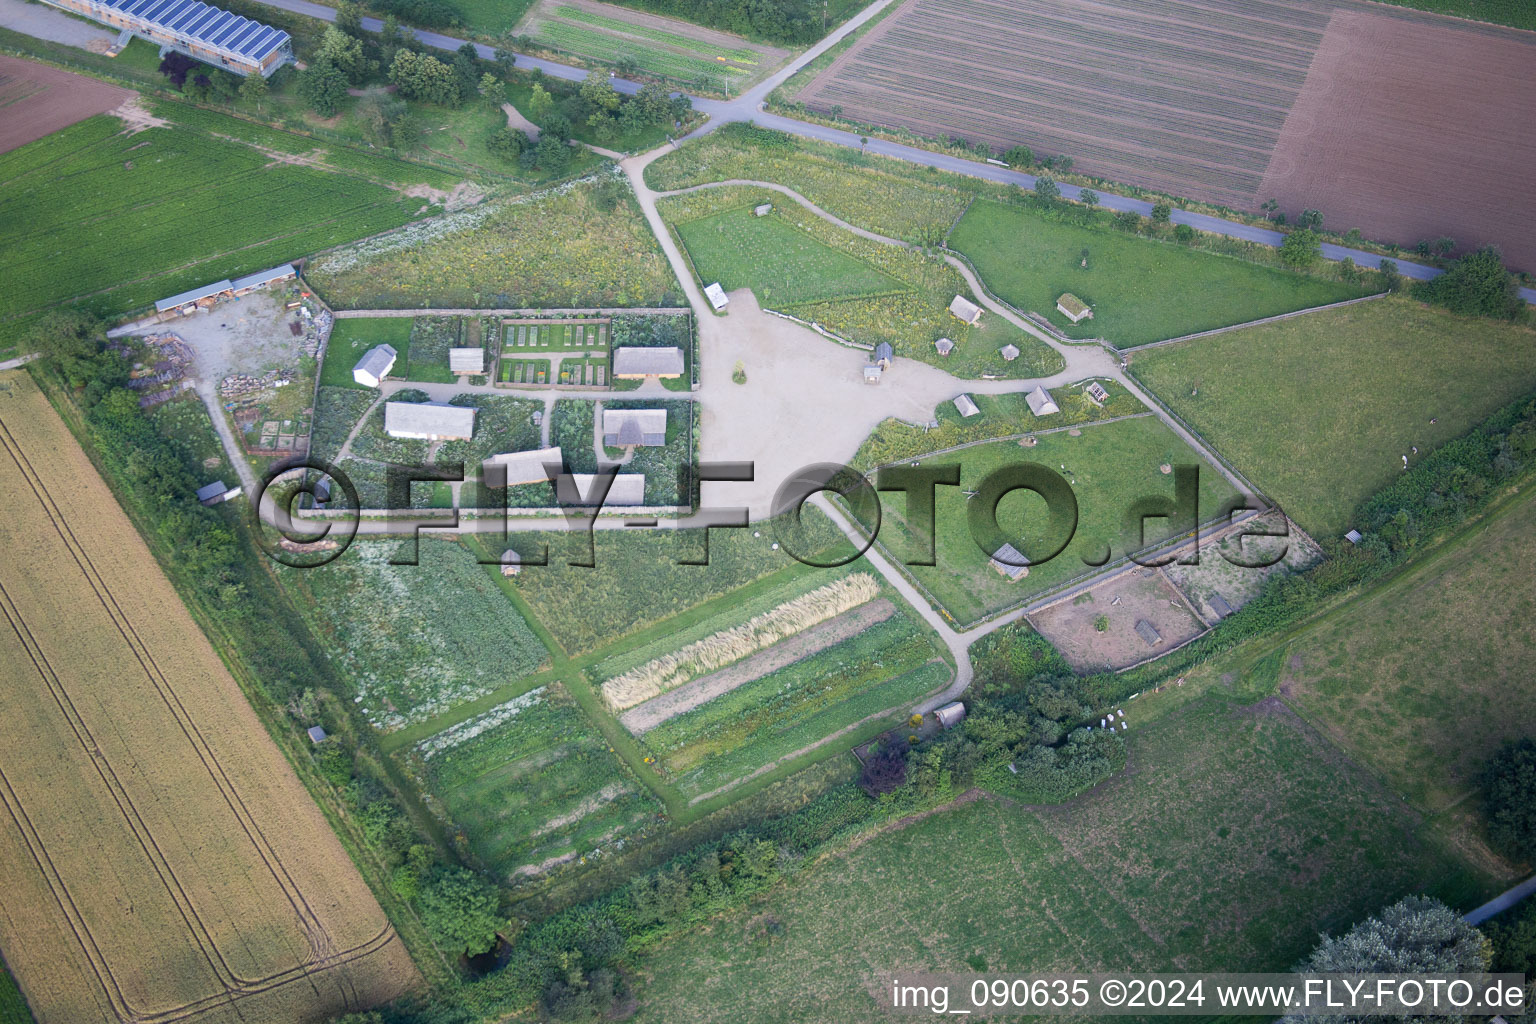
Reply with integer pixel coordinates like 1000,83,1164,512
134,291,310,381
1259,8,1536,272
0,55,133,155
1030,568,1206,673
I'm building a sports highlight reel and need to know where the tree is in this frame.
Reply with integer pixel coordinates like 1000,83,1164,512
1002,144,1033,167
29,310,103,363
1482,738,1536,860
527,81,555,122
334,0,363,34
479,71,503,107
297,57,349,117
239,71,269,110
859,732,909,796
1150,202,1172,224
1284,896,1489,1023
578,70,621,113
317,25,374,84
451,43,480,105
157,51,200,88
1414,246,1524,320
1378,258,1404,292
492,46,517,75
1078,188,1098,208
1033,175,1060,202
1298,208,1324,230
1261,198,1279,220
1112,209,1142,232
356,87,409,147
1174,223,1195,243
1434,235,1456,256
417,867,502,956
389,49,458,106
1278,227,1322,268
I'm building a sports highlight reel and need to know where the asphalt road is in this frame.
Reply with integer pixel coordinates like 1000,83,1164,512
255,0,1534,303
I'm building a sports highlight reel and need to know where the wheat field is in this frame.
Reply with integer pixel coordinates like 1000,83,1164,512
0,371,417,1024
601,573,881,710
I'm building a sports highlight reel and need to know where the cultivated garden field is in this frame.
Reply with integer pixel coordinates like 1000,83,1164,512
0,372,415,1023
947,198,1370,345
661,186,1061,378
0,104,456,349
306,174,684,310
625,692,1487,1023
1131,297,1536,538
280,539,551,730
861,416,1242,626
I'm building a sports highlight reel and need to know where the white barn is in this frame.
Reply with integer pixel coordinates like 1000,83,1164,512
352,344,397,388
613,347,685,379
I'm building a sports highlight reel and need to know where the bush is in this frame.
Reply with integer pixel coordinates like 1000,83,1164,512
1278,228,1322,268
1173,223,1195,243
1414,246,1526,321
417,867,503,956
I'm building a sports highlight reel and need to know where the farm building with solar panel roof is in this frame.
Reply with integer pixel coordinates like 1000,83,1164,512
40,0,293,76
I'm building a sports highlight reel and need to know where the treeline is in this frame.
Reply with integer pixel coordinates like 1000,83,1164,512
25,314,499,981
602,0,832,45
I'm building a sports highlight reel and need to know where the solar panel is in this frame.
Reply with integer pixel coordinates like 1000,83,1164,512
209,14,249,45
141,0,183,22
238,25,272,55
166,2,205,32
242,26,279,56
223,21,261,52
201,10,234,39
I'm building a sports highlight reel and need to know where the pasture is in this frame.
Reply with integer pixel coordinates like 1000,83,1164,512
1130,296,1536,538
520,0,789,90
1281,487,1536,822
0,371,414,1024
0,104,453,343
280,539,551,730
624,694,1485,1023
947,199,1369,345
863,416,1241,626
306,175,683,310
659,186,1061,379
409,685,659,880
797,0,1536,268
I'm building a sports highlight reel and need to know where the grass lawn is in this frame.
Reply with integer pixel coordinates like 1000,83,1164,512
1280,487,1536,821
0,106,448,345
659,185,1062,379
1130,296,1536,538
625,693,1487,1023
320,318,414,389
864,417,1240,626
948,199,1371,346
676,206,902,306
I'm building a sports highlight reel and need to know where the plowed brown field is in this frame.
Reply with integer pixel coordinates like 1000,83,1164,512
800,0,1536,269
0,56,132,155
0,370,417,1024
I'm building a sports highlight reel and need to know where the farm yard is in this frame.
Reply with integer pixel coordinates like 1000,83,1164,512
279,539,551,729
519,0,790,91
0,55,131,155
624,693,1488,1023
305,174,684,311
0,102,458,351
659,186,1061,379
408,685,659,880
796,0,1536,268
858,416,1242,627
1130,296,1536,539
946,199,1370,345
0,371,415,1024
1028,569,1207,673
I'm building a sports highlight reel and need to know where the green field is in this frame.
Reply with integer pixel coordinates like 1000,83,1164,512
948,199,1371,346
411,684,658,879
0,955,32,1024
1131,296,1536,538
281,539,551,729
864,417,1241,625
1282,488,1536,817
625,693,1485,1022
641,608,950,799
1379,0,1535,30
0,107,450,342
659,186,1062,380
676,206,903,306
307,176,683,310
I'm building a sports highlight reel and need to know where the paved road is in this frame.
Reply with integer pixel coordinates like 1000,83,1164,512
1464,872,1536,925
252,0,1536,304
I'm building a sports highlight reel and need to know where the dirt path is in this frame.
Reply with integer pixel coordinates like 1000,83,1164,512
618,598,897,734
500,101,541,141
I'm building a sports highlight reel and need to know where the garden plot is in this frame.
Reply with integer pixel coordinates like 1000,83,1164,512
602,572,882,710
1163,508,1323,622
547,397,695,505
1028,569,1207,674
281,539,550,729
638,605,950,800
410,684,657,879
